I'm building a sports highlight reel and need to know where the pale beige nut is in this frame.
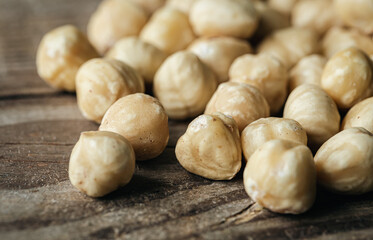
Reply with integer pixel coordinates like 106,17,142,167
166,0,196,14
291,0,340,35
252,1,290,40
106,37,168,84
244,139,316,214
99,93,169,161
36,25,98,92
69,131,135,197
229,53,288,113
188,37,252,83
241,117,307,162
205,82,270,132
87,0,148,55
154,51,218,119
268,0,299,16
189,0,258,38
76,58,145,123
258,27,319,69
289,54,327,92
321,47,373,109
284,84,340,151
128,0,165,15
314,127,373,194
175,113,242,180
334,0,373,35
342,97,373,133
140,7,195,54
322,27,373,59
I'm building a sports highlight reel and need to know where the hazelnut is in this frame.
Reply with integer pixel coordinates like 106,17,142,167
175,113,242,180
314,127,373,194
291,0,339,35
284,84,340,151
268,0,299,16
334,0,373,35
76,58,145,123
229,53,288,113
128,0,165,15
99,93,169,161
154,51,218,119
36,25,98,92
205,82,270,132
244,139,316,214
106,37,167,84
321,47,373,109
342,97,373,133
166,0,197,14
322,27,373,59
189,0,258,38
69,131,135,197
140,7,195,54
188,37,252,83
87,0,148,55
289,54,327,92
241,117,307,162
258,27,319,69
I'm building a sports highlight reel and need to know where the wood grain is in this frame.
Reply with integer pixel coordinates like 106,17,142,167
1,0,373,239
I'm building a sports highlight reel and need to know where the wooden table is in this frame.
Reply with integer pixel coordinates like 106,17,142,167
1,1,373,239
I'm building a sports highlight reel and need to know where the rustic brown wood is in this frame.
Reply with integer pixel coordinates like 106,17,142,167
1,0,373,239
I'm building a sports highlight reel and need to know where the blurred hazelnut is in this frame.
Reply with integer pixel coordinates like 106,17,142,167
69,131,135,197
166,0,197,14
189,0,258,38
241,117,307,162
128,0,165,15
342,97,373,133
284,84,340,151
106,37,167,84
268,0,299,16
205,82,270,132
244,139,316,214
99,93,169,161
175,113,242,180
76,58,144,123
36,25,98,92
258,27,319,69
229,53,288,113
315,127,373,194
140,7,195,54
87,0,148,55
289,54,327,92
154,51,218,119
188,37,252,83
321,47,373,109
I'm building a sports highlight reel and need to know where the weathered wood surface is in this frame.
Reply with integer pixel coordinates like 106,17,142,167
1,0,373,239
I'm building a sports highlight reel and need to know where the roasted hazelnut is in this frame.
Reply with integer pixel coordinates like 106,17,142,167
289,54,327,92
76,58,145,123
188,37,252,83
205,82,270,132
334,0,373,34
99,93,169,161
189,0,258,38
154,51,218,119
36,25,98,92
321,47,373,109
258,27,319,69
314,127,373,194
106,37,167,84
69,131,135,197
241,117,307,162
284,84,340,151
244,139,316,214
342,97,373,133
175,113,242,180
87,0,148,54
140,7,195,54
229,53,288,113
